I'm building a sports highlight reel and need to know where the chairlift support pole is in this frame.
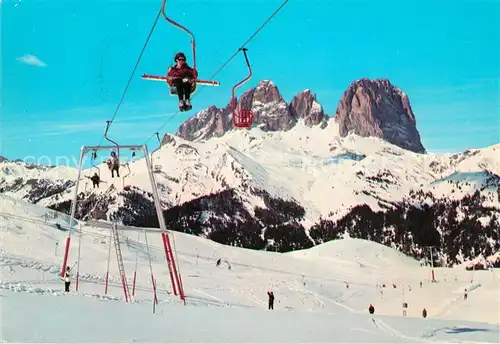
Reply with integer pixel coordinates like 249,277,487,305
90,150,100,177
60,146,85,278
144,147,185,302
104,121,120,157
75,224,83,291
60,143,185,303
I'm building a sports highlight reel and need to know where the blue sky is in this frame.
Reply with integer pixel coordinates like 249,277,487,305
2,0,499,167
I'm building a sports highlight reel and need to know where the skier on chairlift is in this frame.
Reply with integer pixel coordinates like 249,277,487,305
86,173,101,188
107,151,120,178
167,52,197,112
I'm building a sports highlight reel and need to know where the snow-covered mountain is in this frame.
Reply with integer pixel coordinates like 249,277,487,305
1,120,499,266
1,78,498,267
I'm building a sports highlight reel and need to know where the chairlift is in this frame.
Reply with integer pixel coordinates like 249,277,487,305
152,132,163,173
122,148,136,190
104,121,121,178
231,48,254,128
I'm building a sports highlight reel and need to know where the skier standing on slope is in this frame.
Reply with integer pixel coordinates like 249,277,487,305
267,291,274,310
64,266,71,293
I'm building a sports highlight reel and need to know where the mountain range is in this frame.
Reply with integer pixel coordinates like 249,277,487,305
1,78,498,267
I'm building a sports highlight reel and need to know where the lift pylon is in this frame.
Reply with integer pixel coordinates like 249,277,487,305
60,143,185,303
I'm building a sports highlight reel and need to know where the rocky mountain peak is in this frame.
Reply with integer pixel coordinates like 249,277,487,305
176,105,232,141
161,133,177,146
176,80,304,141
289,89,327,127
334,78,426,154
0,156,8,163
253,80,282,103
175,77,425,154
175,80,332,142
235,80,294,132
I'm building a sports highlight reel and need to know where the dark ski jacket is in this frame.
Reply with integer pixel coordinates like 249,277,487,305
167,64,198,86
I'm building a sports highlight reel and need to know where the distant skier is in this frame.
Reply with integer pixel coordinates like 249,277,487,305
422,308,427,318
64,266,71,293
368,304,375,314
464,289,468,300
267,291,274,310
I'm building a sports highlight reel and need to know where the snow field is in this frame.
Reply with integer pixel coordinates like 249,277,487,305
1,194,500,342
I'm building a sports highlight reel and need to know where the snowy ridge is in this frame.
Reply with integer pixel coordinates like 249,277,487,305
1,196,500,342
1,122,499,264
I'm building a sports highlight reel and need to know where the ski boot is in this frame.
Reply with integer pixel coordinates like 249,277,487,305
179,100,186,112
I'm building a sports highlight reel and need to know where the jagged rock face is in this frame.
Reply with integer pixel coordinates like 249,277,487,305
176,80,301,140
175,78,425,154
334,78,426,154
0,156,8,163
161,133,177,146
289,89,327,127
176,105,232,141
238,80,295,132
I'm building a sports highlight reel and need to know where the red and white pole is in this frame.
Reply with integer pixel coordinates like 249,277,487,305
121,273,129,302
143,147,186,303
161,232,177,296
165,233,184,301
60,147,85,277
61,236,71,277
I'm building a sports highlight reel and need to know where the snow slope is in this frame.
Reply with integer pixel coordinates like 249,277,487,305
1,195,499,342
3,290,500,343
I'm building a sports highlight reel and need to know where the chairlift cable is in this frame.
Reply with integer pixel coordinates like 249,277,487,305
143,0,291,145
95,8,162,149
